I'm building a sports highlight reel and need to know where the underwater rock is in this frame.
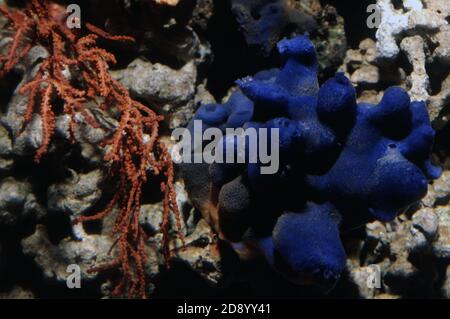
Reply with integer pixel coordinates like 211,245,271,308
169,82,216,129
400,36,429,103
347,167,450,298
139,204,164,236
181,35,440,289
348,215,418,297
19,177,220,293
173,218,222,285
0,177,45,228
376,0,448,61
0,123,13,172
0,43,114,161
0,286,34,299
22,225,114,282
4,90,115,162
343,36,450,128
407,208,439,254
47,169,104,219
412,208,439,242
138,182,222,286
2,85,43,158
349,64,379,87
139,181,190,238
420,172,450,260
154,0,180,6
443,266,450,298
422,171,450,207
231,0,317,56
433,206,450,260
112,58,202,128
347,262,383,299
0,43,116,163
112,59,197,107
374,0,450,125
340,38,404,104
0,45,49,151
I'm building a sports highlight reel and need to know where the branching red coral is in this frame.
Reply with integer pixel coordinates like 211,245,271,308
0,0,184,299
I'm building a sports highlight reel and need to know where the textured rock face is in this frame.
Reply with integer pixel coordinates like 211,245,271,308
19,178,221,297
138,181,222,285
172,218,222,285
341,38,382,103
0,177,44,228
22,225,115,282
112,59,197,106
0,286,34,299
0,46,48,158
346,169,450,298
47,170,104,219
0,123,12,172
376,0,449,61
345,0,450,126
444,266,450,298
112,59,215,129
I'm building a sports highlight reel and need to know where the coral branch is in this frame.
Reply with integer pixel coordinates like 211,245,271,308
0,0,183,299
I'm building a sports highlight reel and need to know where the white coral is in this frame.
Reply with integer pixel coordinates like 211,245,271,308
376,0,448,60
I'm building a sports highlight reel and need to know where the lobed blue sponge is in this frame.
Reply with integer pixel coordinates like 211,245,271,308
181,35,441,290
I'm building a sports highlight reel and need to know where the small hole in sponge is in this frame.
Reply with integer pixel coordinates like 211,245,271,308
388,144,397,149
268,5,279,15
251,8,261,19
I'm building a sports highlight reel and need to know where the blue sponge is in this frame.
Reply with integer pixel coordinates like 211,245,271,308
181,35,441,289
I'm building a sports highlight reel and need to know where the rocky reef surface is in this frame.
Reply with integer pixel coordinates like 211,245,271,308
0,0,448,299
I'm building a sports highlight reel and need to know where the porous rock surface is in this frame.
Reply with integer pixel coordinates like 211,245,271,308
0,0,448,299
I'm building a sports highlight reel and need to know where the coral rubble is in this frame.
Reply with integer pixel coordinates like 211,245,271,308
343,0,450,127
347,171,450,298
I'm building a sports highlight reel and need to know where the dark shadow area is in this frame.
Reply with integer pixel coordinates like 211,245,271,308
153,237,364,299
322,0,377,48
0,228,105,299
204,0,280,100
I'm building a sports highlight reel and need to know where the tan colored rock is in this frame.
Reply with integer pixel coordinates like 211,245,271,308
0,286,34,299
374,0,450,122
21,225,115,282
400,36,429,102
154,0,180,6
